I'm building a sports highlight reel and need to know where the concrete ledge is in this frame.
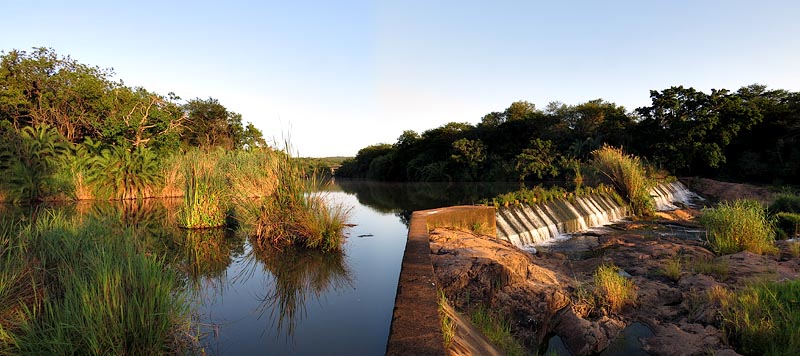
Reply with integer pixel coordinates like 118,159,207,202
386,206,496,356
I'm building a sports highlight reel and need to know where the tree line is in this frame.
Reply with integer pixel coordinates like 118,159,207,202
337,85,800,184
0,47,265,155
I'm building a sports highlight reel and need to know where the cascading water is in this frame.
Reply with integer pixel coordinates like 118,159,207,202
650,180,703,211
495,192,628,246
496,181,703,248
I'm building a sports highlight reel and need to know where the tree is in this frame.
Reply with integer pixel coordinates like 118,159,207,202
515,138,559,181
451,138,486,180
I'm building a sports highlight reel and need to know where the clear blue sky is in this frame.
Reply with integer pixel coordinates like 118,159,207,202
2,0,798,157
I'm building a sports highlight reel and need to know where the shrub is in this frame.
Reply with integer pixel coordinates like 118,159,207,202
0,124,70,202
768,193,800,214
89,146,162,200
699,200,777,255
590,145,654,216
775,212,800,239
594,264,637,314
719,280,800,355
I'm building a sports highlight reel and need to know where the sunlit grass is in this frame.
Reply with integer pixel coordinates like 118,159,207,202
594,264,637,314
470,304,526,356
699,200,777,255
591,145,654,216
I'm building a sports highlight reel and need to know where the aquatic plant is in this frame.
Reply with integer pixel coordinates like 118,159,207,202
178,150,228,228
243,148,351,252
699,199,777,255
718,280,800,356
0,214,195,355
594,264,637,314
590,145,654,216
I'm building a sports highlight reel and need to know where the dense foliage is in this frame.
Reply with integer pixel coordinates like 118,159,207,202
0,48,266,202
338,86,800,185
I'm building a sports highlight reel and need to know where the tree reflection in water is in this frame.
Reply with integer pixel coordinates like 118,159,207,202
246,240,352,339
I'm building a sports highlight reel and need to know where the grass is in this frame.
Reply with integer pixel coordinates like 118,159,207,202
699,199,778,255
0,213,195,355
594,264,637,314
718,280,800,356
590,145,654,217
691,257,730,280
775,212,800,239
438,289,457,349
243,148,351,252
661,255,682,282
790,241,800,258
177,150,228,228
768,193,800,214
470,304,527,356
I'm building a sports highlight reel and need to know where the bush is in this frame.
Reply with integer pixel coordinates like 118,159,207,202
699,200,777,255
775,212,800,239
719,280,800,355
769,193,800,214
590,145,654,216
594,264,637,314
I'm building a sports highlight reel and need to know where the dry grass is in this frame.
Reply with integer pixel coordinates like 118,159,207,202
594,264,637,314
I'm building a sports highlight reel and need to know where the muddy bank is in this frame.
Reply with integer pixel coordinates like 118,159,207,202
429,213,800,355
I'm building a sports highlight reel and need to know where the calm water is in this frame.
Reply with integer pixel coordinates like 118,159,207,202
1,181,520,356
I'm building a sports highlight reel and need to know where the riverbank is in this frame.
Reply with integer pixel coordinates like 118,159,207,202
428,210,800,355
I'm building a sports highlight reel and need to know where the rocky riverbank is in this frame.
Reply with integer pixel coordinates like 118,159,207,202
429,210,800,355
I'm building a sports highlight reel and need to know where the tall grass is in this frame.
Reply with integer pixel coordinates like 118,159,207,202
242,149,351,252
0,214,194,355
178,150,228,229
594,264,637,314
699,200,777,255
719,280,800,356
470,304,526,356
590,145,654,216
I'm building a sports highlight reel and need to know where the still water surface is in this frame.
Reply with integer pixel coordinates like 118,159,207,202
1,181,520,355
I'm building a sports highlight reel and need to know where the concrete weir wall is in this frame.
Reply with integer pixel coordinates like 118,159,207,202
385,206,496,356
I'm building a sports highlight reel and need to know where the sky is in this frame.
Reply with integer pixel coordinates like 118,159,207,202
2,0,798,157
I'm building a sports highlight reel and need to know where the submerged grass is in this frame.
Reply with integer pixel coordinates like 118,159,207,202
719,280,800,356
699,199,777,255
0,213,194,355
594,264,637,314
591,145,654,216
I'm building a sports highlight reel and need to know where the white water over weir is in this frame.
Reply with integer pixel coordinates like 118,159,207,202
496,181,701,248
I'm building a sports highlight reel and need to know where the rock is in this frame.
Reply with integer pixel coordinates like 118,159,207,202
554,309,624,356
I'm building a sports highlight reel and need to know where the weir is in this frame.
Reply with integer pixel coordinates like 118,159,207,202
496,181,700,248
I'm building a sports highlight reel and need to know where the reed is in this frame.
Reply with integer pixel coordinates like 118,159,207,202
243,149,351,252
1,214,194,355
178,150,228,229
594,264,637,314
699,199,777,255
718,280,800,355
590,145,654,216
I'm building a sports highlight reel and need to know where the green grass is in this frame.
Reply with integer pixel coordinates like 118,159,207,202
594,264,637,314
719,280,800,356
768,193,800,214
590,145,654,216
661,255,682,282
437,289,457,349
470,304,527,356
775,212,800,239
699,200,778,255
0,213,195,355
691,257,730,280
177,150,228,228
242,148,351,252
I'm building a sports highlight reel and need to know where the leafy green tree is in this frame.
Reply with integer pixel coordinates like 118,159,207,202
515,138,560,181
451,138,486,181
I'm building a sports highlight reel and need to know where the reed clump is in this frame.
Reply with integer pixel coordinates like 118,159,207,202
590,145,654,216
699,199,777,255
718,280,800,355
178,150,228,228
243,150,351,252
0,214,195,355
594,264,637,314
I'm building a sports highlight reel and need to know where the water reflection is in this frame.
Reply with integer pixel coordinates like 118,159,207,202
246,243,352,338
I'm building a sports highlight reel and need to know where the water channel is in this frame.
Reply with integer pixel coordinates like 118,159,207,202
0,180,520,355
